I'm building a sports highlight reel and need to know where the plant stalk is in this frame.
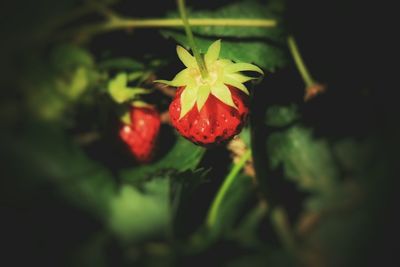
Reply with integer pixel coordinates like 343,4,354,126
206,150,252,227
287,35,315,87
177,0,208,78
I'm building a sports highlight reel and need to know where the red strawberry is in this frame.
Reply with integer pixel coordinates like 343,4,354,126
119,106,160,163
169,85,249,146
155,40,263,146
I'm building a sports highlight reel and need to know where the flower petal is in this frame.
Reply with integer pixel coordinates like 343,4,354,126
223,75,249,95
179,85,198,119
196,85,211,112
225,62,264,75
211,83,237,109
177,46,196,68
205,40,221,66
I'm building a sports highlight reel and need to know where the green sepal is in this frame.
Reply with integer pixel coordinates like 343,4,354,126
177,46,196,68
205,40,221,66
196,85,211,112
211,83,237,109
179,85,199,119
225,62,264,75
120,111,131,124
154,69,190,87
108,73,151,103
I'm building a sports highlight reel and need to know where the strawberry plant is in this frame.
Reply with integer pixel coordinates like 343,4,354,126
0,0,395,267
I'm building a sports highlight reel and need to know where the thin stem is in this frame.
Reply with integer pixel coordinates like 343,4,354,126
57,18,277,42
206,150,252,228
287,35,315,87
177,0,208,78
112,18,277,27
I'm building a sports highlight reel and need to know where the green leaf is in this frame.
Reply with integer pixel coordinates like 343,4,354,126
265,105,299,127
233,202,268,247
108,73,149,103
161,0,289,71
1,123,116,218
170,169,209,237
267,125,339,196
98,57,144,70
51,44,94,71
108,179,171,242
120,136,205,183
211,174,254,236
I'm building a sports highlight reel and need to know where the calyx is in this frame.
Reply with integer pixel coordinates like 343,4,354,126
155,40,264,119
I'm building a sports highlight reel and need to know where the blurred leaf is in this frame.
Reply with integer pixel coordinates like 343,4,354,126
239,127,251,148
265,104,299,127
23,45,99,121
233,201,268,247
333,139,372,174
109,179,171,242
161,0,289,71
268,126,339,196
211,174,254,236
98,57,144,70
108,72,150,103
227,250,294,267
170,169,209,237
69,232,109,267
51,44,94,71
121,136,205,183
55,66,92,100
1,123,116,218
26,82,68,121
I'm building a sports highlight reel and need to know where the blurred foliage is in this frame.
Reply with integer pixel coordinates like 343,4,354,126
162,0,289,71
0,0,395,267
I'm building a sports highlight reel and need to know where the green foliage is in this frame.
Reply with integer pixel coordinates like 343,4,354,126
161,0,289,71
107,72,150,103
2,123,116,218
266,106,338,197
211,174,254,236
109,179,171,242
121,136,205,183
98,57,144,71
1,0,391,266
24,45,100,121
268,126,339,195
265,104,299,127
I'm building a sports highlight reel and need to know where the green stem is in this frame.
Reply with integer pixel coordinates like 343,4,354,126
206,150,252,227
57,18,277,42
177,0,208,78
287,35,315,87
